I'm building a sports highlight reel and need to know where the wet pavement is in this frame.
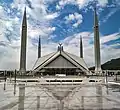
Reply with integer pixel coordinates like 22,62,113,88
0,82,120,110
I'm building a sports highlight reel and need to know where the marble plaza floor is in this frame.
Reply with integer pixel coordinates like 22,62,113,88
0,81,120,110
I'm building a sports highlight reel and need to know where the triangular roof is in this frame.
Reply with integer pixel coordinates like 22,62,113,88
45,55,78,68
32,52,56,70
32,50,89,74
66,52,88,70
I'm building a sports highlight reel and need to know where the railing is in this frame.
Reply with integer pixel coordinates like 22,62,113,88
90,70,120,76
0,70,120,80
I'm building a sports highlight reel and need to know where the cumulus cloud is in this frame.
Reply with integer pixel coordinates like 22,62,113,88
73,19,82,27
0,29,120,70
65,13,83,27
0,0,57,70
28,26,56,39
56,0,109,10
0,0,120,70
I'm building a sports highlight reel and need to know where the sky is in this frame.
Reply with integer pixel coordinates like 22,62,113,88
0,0,120,70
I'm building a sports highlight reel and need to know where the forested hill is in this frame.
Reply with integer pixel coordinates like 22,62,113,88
89,58,120,70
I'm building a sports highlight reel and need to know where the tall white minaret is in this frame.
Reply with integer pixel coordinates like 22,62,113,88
80,36,83,58
20,7,27,74
94,8,102,73
38,36,41,58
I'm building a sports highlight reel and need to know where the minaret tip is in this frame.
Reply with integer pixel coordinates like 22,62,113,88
39,35,41,40
23,6,26,16
22,6,27,26
38,35,41,58
24,6,26,12
94,6,98,27
80,35,83,58
80,35,82,40
94,5,96,11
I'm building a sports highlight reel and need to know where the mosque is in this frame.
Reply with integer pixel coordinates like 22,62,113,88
19,7,101,76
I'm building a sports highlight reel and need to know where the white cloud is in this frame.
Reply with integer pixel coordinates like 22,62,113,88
65,14,75,21
61,32,94,66
76,0,88,8
56,0,109,10
0,45,20,70
65,13,83,27
60,32,120,67
101,44,120,64
100,33,120,44
45,12,59,20
74,13,82,19
77,0,108,7
11,0,26,10
98,0,108,6
1,27,120,70
0,5,4,17
102,8,119,23
56,4,61,10
0,0,119,71
0,0,57,70
28,26,56,39
57,0,77,10
11,0,58,22
73,19,82,27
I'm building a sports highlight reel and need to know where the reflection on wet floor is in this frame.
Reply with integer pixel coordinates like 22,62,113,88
1,83,120,110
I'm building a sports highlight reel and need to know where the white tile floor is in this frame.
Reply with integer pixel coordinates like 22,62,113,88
0,82,120,110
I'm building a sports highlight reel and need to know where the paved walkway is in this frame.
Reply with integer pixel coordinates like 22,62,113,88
0,82,120,110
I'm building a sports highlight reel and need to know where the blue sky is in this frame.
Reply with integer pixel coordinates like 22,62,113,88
0,0,120,70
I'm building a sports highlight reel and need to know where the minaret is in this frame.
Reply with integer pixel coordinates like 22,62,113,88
94,8,102,73
20,7,27,74
80,36,83,58
38,36,41,58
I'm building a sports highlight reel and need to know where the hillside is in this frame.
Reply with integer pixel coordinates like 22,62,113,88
89,58,120,70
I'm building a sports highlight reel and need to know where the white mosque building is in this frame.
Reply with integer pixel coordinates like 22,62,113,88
19,7,101,77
